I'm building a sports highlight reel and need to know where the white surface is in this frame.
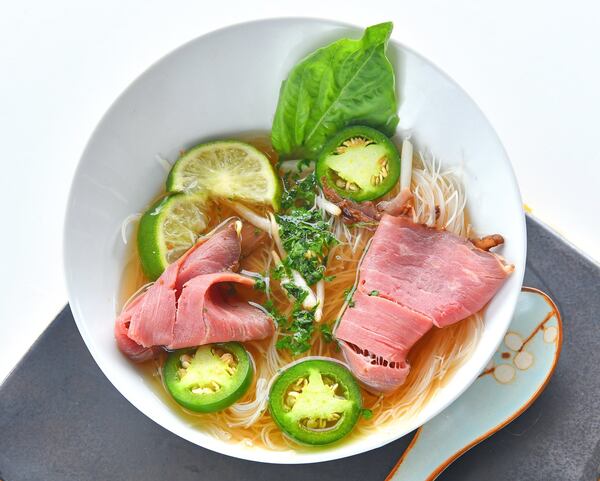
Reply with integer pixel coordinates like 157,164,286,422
0,0,598,391
62,18,525,462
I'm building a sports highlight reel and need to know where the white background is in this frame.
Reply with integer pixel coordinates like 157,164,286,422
1,0,598,384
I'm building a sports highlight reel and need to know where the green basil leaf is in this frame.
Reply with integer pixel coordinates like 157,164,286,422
271,22,399,160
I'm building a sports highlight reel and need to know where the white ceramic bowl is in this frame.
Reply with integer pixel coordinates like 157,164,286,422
64,18,526,464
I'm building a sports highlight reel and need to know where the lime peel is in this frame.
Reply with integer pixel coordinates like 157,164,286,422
137,193,208,280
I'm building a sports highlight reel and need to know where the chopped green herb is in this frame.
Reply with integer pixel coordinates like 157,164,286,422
276,308,316,355
262,299,287,327
296,159,312,172
269,158,340,356
362,409,374,420
277,207,337,285
272,263,289,280
324,275,336,282
320,324,334,343
281,172,317,210
343,288,356,308
253,277,267,292
282,282,308,303
368,290,379,296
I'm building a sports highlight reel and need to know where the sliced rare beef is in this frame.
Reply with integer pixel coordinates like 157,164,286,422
175,222,242,293
335,290,432,392
114,221,273,361
335,214,512,392
360,215,511,328
126,260,179,347
170,272,275,348
114,295,163,362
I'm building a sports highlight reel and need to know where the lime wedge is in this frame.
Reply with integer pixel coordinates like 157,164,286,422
166,141,281,210
137,193,208,280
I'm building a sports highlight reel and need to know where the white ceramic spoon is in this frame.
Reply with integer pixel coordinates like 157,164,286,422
386,287,562,481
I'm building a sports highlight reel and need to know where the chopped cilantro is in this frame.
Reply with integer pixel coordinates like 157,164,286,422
324,275,336,282
262,299,286,327
296,159,312,171
277,208,337,285
276,308,316,355
253,277,267,292
271,263,289,280
282,282,308,303
343,287,356,307
368,290,379,296
320,324,334,343
269,170,341,355
362,409,374,420
281,172,317,210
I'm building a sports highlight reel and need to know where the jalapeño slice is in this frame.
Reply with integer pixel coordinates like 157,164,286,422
269,359,362,445
316,125,400,202
163,343,253,413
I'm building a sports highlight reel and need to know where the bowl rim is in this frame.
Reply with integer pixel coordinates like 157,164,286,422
63,16,526,464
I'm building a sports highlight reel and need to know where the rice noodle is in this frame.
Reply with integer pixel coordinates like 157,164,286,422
411,149,469,237
352,229,364,254
330,215,354,246
226,377,269,428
